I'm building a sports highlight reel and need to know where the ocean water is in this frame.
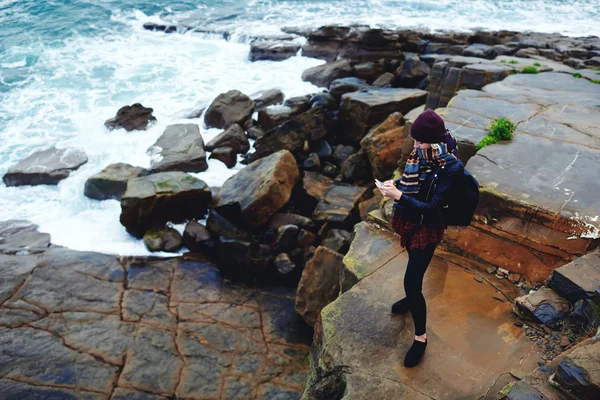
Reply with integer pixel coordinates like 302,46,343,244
1,0,599,255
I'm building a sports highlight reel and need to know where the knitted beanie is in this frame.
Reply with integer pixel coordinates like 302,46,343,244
410,109,447,143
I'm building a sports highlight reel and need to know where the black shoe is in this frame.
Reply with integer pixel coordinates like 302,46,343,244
391,298,410,314
404,339,427,367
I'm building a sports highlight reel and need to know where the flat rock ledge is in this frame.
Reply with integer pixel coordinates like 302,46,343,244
302,228,540,399
439,72,600,283
0,221,311,400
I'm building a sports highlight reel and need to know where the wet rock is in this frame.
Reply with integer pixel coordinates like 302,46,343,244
339,88,427,143
372,72,394,87
509,273,522,284
322,162,337,178
302,60,353,88
272,224,299,254
144,229,181,254
182,220,213,253
360,112,405,179
205,124,250,154
215,150,300,227
496,380,548,400
392,59,431,88
257,105,299,131
247,108,328,163
275,253,296,275
341,150,371,183
148,124,208,173
302,172,335,204
333,144,358,167
426,59,512,109
209,146,237,168
311,139,333,160
312,185,368,227
353,61,386,84
358,191,383,221
0,380,106,400
310,92,337,111
204,90,255,129
251,88,285,111
297,229,317,249
284,94,312,114
548,250,600,303
322,229,351,254
0,220,50,255
246,125,266,140
206,210,250,240
104,103,156,131
267,213,315,230
250,40,300,62
515,287,571,328
120,172,211,238
295,246,345,326
329,77,369,101
3,147,87,187
555,340,600,400
84,163,148,200
303,152,321,171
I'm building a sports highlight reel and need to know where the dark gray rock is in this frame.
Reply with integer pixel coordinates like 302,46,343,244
341,150,371,183
272,225,299,254
148,124,208,173
183,220,213,253
143,227,183,252
205,124,250,154
249,40,300,62
555,341,600,400
310,93,337,111
353,61,385,84
85,163,148,200
284,95,312,114
204,90,255,129
0,220,50,255
246,125,266,140
105,103,156,131
333,145,358,167
515,287,571,328
3,147,87,187
372,72,394,87
303,152,321,171
329,77,369,101
322,162,337,178
209,147,237,168
251,88,285,111
206,210,250,240
548,250,600,302
302,60,353,88
274,253,296,275
322,229,351,254
312,140,333,160
392,59,431,88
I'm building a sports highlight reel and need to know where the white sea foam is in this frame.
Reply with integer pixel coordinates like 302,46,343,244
0,10,321,255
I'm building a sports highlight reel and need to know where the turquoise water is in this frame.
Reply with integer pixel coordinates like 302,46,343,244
1,0,599,255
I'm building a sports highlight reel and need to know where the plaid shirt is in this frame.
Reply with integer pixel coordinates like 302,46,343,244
391,210,445,250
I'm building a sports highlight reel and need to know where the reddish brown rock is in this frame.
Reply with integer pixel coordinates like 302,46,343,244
360,112,406,179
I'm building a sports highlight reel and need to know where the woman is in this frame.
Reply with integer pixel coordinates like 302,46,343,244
377,109,463,368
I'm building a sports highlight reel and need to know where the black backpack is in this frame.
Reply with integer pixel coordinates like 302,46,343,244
442,168,480,226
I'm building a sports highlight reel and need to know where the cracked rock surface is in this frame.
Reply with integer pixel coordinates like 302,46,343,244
0,226,311,400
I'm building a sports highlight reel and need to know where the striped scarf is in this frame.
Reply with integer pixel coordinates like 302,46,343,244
397,130,459,194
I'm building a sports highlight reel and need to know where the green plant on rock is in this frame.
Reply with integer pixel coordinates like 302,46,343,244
591,79,600,84
533,62,541,67
476,117,515,151
522,66,539,74
509,60,519,64
573,72,582,78
500,59,507,63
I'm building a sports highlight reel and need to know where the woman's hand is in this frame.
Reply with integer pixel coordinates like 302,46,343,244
378,181,403,200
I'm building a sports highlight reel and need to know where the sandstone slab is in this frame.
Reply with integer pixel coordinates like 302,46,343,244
312,185,368,227
548,250,600,302
215,150,300,227
339,88,427,143
205,123,249,154
515,287,571,328
360,112,406,179
0,220,50,255
148,123,207,173
555,340,600,400
301,60,352,88
120,172,211,238
3,147,87,187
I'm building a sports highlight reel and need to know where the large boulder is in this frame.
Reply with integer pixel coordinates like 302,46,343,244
339,88,427,143
301,60,353,88
84,163,148,200
120,172,211,238
250,40,300,62
295,246,345,326
247,108,328,163
515,287,571,328
302,171,335,204
104,103,156,131
204,90,255,129
3,147,87,187
214,150,300,227
341,150,371,183
312,185,368,227
329,77,369,101
257,106,302,131
209,147,237,168
147,124,207,173
360,112,406,179
353,61,386,84
548,250,600,303
205,124,249,154
392,59,431,88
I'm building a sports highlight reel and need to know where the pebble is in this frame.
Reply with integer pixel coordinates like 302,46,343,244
543,326,552,334
514,321,524,327
560,336,570,347
486,266,498,274
474,276,484,283
508,273,522,283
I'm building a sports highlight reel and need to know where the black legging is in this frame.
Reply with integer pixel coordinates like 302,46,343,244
404,243,437,336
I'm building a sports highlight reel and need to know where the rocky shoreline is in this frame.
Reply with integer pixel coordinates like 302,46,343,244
2,24,600,399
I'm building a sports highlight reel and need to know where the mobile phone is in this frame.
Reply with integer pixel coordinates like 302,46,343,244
375,179,384,186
